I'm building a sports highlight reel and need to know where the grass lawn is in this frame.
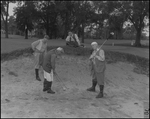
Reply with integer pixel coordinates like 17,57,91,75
1,34,149,59
1,34,65,53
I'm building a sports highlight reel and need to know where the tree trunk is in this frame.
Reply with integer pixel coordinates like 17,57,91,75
11,28,13,34
119,25,123,39
5,2,9,38
1,2,9,38
54,30,57,39
81,23,84,43
64,25,68,38
78,26,81,38
106,28,110,39
118,29,123,39
50,31,52,39
25,29,28,39
115,31,117,39
134,28,141,47
77,30,80,38
5,22,9,38
65,11,70,38
46,24,49,36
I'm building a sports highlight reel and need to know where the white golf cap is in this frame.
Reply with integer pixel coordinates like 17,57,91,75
91,42,98,45
57,47,64,53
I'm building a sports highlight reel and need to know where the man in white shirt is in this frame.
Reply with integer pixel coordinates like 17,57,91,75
31,35,49,81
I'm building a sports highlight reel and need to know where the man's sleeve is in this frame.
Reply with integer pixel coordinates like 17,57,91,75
45,43,48,53
99,49,105,61
51,54,56,71
75,34,80,45
31,40,40,50
66,36,70,42
96,49,105,61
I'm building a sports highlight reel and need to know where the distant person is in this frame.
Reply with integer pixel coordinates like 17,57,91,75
72,31,85,47
65,31,81,48
31,35,49,81
42,47,64,94
87,42,106,98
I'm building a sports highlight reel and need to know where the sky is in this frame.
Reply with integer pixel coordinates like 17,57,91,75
9,3,17,16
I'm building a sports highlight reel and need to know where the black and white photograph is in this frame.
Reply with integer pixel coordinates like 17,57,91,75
1,1,149,118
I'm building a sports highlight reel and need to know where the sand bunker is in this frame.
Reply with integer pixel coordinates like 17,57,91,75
1,55,149,118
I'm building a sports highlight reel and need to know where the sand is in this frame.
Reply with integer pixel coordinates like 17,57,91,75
1,55,149,118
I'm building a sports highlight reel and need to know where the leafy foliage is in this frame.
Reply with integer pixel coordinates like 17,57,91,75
8,15,17,34
73,1,95,42
14,1,36,32
11,1,149,45
122,1,149,46
1,1,16,38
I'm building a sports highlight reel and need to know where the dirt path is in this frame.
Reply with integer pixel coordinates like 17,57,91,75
1,55,149,118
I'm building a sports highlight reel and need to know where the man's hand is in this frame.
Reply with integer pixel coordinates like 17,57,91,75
89,55,95,60
89,52,96,59
35,48,43,53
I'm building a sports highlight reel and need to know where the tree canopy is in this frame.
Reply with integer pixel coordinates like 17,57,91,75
122,1,149,46
3,1,149,47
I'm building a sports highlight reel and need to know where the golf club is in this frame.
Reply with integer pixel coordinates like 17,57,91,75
99,31,115,49
98,36,109,49
102,38,108,47
54,73,68,91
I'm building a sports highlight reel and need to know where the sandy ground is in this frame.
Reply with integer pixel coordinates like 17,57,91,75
1,55,149,118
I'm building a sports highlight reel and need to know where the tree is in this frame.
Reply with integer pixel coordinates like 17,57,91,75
32,1,96,40
92,2,107,39
54,1,67,39
94,1,128,39
1,19,5,31
14,1,37,39
34,1,60,39
55,1,95,41
56,1,76,38
1,1,12,38
122,1,149,47
91,1,116,39
56,15,65,38
109,8,128,39
8,15,16,34
73,1,95,43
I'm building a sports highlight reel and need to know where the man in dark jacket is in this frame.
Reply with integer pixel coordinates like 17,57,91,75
42,47,64,94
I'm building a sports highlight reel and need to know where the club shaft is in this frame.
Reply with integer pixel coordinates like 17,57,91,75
55,75,64,88
99,39,107,49
55,74,67,89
